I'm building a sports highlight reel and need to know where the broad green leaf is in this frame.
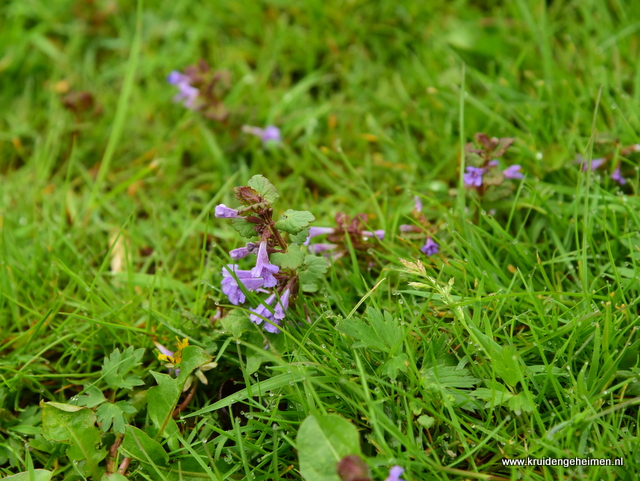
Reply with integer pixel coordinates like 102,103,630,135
120,424,169,466
3,470,53,481
101,346,145,391
290,227,310,244
231,218,258,238
176,346,214,386
299,255,329,287
148,346,213,438
298,414,362,481
147,371,181,439
220,309,252,338
274,210,315,234
96,401,137,433
41,402,106,480
422,364,480,389
77,386,107,408
247,174,279,204
271,244,305,270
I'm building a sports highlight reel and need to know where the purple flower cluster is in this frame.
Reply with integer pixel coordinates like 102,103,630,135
463,162,523,188
167,71,199,109
242,125,282,146
221,265,266,305
216,200,293,332
577,154,628,185
249,288,291,334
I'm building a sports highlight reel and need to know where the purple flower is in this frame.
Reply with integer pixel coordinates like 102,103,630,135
221,265,265,305
167,70,199,109
503,164,524,179
230,242,259,260
250,293,275,326
308,243,338,254
273,288,291,321
363,230,384,240
413,195,423,212
303,226,336,245
463,166,485,187
254,289,291,334
577,155,606,171
612,167,627,185
242,125,282,146
488,159,499,167
215,204,242,219
385,466,405,481
421,237,439,256
249,293,283,333
250,241,279,287
399,224,417,233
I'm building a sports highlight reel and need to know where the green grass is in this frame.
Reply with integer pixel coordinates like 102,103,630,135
2,0,640,480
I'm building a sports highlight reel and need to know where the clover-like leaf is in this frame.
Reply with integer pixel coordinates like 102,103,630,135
290,227,310,244
271,244,305,270
247,174,280,204
300,254,329,286
274,210,315,234
231,218,259,238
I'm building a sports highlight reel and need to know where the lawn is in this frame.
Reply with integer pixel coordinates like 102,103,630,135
1,1,640,480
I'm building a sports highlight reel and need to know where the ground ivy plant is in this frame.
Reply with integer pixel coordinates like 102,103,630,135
215,175,329,334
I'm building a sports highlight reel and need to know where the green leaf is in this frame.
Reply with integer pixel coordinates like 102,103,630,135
77,386,107,408
274,209,315,234
472,384,514,408
231,218,258,238
491,345,523,388
247,174,279,204
146,372,180,439
378,353,408,380
176,346,214,386
220,309,252,338
299,255,329,288
3,470,53,481
41,402,106,480
417,415,435,429
422,363,480,389
101,346,145,391
148,346,213,438
482,166,505,186
120,424,169,466
289,227,310,244
508,392,534,415
337,308,403,353
96,401,137,434
297,414,362,481
271,244,305,270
